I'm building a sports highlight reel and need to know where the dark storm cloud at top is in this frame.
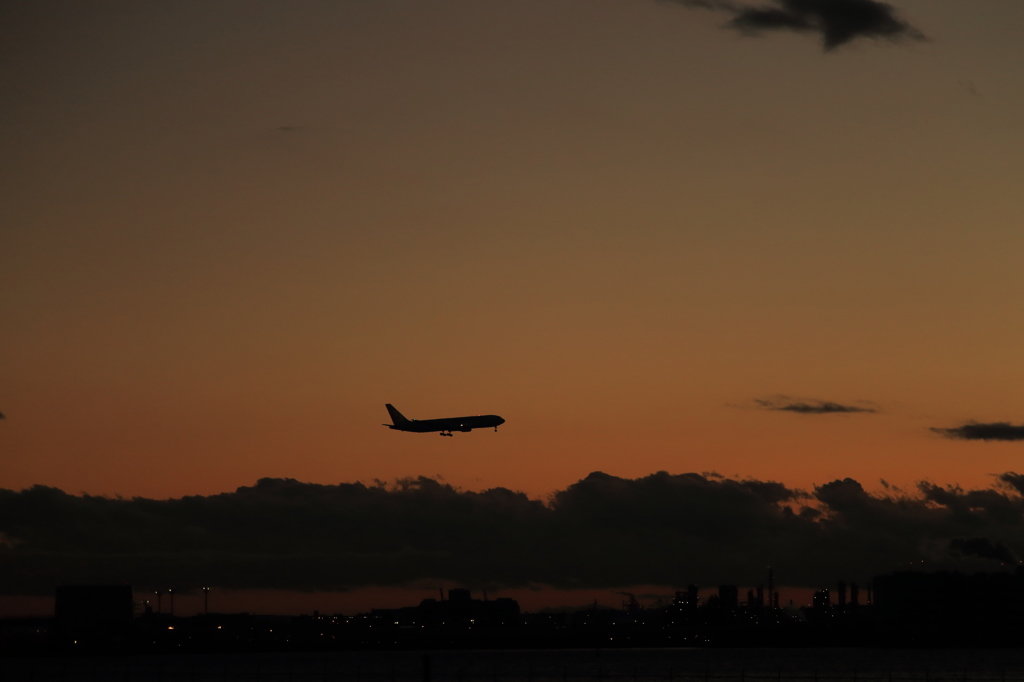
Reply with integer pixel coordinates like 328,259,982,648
664,0,924,49
753,396,877,414
931,422,1024,442
2,471,1024,595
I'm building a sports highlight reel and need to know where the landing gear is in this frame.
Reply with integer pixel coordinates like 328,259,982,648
440,431,453,437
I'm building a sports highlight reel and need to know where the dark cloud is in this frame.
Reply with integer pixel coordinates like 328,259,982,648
663,0,923,50
3,471,1024,595
753,396,877,414
931,422,1024,442
949,537,1017,565
999,473,1024,496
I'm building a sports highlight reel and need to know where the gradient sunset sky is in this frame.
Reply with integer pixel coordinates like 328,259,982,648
4,0,1024,506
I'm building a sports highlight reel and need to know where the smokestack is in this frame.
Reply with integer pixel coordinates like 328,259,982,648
768,567,774,608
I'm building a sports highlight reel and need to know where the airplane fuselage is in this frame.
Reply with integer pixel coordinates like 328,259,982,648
384,404,505,436
390,415,504,433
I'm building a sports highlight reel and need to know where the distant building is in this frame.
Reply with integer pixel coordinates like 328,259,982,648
812,589,830,611
717,585,739,609
447,588,472,603
370,589,520,630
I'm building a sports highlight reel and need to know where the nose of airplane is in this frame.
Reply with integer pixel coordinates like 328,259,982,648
498,417,506,424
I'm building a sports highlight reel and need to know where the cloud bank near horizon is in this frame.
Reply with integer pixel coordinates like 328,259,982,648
665,0,924,50
4,472,1024,596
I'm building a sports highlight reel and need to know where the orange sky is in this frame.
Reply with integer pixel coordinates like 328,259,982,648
3,0,1024,503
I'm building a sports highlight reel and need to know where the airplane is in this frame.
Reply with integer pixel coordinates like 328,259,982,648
384,404,505,437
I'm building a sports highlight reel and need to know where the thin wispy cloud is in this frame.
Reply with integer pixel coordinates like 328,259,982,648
932,422,1024,442
753,396,877,414
663,0,924,50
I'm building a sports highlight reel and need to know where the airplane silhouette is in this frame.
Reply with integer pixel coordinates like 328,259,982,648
384,404,505,437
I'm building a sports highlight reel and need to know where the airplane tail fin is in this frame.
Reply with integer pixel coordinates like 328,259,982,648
385,404,410,426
